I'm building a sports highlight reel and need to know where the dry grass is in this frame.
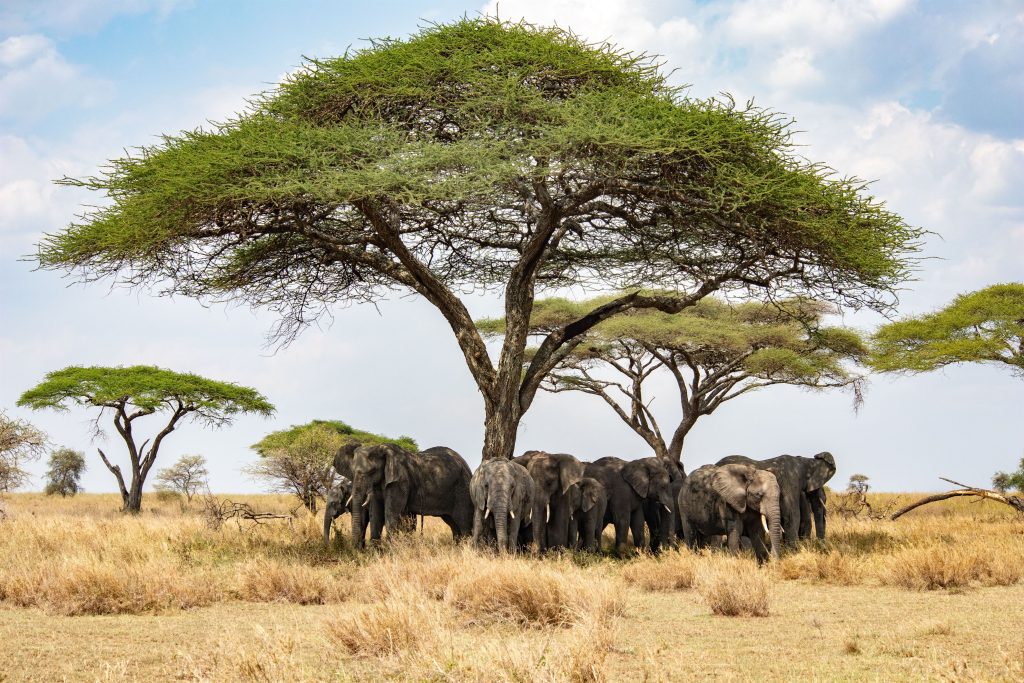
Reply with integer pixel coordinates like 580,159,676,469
0,492,1022,681
695,554,774,616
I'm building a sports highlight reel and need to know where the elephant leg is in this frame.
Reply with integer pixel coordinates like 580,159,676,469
383,491,408,538
612,511,631,556
680,515,695,551
726,519,742,555
811,492,827,539
507,513,522,555
548,499,570,549
441,515,459,541
748,523,769,564
799,493,813,539
629,507,646,550
368,495,385,541
532,499,547,552
781,491,801,548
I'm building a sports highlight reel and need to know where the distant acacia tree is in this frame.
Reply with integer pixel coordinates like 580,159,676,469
37,19,921,463
18,366,273,512
992,458,1024,494
871,284,1024,375
44,448,86,496
154,454,209,502
481,295,866,464
0,410,47,492
248,420,416,512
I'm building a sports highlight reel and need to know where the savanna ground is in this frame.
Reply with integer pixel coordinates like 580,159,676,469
1,492,1022,682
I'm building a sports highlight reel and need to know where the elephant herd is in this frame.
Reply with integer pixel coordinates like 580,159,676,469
323,442,837,561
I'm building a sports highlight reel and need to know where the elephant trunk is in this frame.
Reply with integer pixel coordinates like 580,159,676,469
323,506,335,546
765,493,782,561
494,499,509,554
351,485,368,548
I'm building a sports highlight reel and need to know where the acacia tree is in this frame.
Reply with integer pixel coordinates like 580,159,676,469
248,420,416,512
871,283,1024,375
38,19,921,462
18,366,273,512
44,448,87,496
481,295,866,463
0,411,47,492
154,454,209,502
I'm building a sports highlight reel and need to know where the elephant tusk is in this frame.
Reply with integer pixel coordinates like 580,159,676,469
546,505,550,523
345,495,352,507
510,510,515,519
664,504,671,514
485,507,491,519
362,498,370,508
761,514,769,534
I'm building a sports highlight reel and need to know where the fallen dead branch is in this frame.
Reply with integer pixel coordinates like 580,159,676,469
891,477,1024,520
201,494,295,531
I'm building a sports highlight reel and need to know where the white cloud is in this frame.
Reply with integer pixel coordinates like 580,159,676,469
724,0,913,47
767,47,822,89
0,0,189,36
0,34,111,122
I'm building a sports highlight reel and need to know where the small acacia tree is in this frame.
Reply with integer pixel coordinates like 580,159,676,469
154,454,209,502
0,410,48,492
44,448,87,496
18,366,273,512
248,420,416,512
38,19,921,462
481,295,866,463
871,283,1024,375
992,458,1024,494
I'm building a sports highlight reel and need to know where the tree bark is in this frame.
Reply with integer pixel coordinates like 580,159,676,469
891,481,1024,520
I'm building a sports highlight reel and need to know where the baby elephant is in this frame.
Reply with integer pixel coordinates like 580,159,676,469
470,459,535,553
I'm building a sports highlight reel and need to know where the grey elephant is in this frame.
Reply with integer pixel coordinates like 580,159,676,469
677,463,782,562
322,477,353,545
566,476,608,552
333,442,384,545
349,443,474,547
513,451,585,551
470,459,534,553
586,456,675,555
717,452,836,547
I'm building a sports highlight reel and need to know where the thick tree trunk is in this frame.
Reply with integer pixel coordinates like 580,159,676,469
125,479,143,513
667,416,697,464
482,383,522,461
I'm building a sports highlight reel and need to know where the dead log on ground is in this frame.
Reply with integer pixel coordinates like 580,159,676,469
890,477,1024,520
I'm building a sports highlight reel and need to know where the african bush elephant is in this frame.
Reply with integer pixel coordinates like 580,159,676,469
322,477,352,545
470,459,534,553
677,463,782,562
349,444,474,547
586,456,675,555
717,452,836,547
566,476,608,552
333,443,384,544
513,451,585,551
641,458,681,553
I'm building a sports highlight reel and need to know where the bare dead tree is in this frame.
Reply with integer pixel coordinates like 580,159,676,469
891,478,1024,520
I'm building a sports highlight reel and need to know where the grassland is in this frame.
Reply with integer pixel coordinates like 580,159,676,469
1,492,1022,682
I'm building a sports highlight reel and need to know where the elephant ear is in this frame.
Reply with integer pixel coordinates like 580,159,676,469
806,452,836,491
581,481,599,512
384,445,409,487
469,468,486,508
559,457,584,495
623,461,651,498
712,465,753,513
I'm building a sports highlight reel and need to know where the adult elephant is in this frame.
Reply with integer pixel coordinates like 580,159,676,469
717,452,836,547
566,476,608,552
644,458,683,553
332,442,384,545
586,456,675,555
677,463,782,562
349,443,473,547
513,451,584,551
470,459,534,553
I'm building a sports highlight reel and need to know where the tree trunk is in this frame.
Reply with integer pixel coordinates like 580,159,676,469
482,389,521,461
667,416,697,464
125,479,143,513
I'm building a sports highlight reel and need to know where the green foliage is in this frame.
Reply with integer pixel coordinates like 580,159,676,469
39,17,920,335
847,474,871,494
992,458,1024,493
870,283,1024,375
44,448,86,497
251,419,417,457
17,365,274,424
0,411,47,492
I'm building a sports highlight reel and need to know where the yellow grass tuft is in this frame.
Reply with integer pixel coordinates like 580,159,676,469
696,555,773,617
621,548,698,591
325,589,443,658
881,543,1023,591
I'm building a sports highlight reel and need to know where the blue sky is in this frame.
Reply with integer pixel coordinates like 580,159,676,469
1,0,1022,494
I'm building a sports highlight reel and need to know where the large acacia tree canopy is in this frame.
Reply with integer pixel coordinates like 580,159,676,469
251,419,417,456
17,365,275,423
870,283,1024,375
41,18,920,337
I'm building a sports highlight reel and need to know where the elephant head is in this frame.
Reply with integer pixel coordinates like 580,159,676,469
623,458,675,512
323,478,352,545
712,463,782,560
806,451,836,492
333,442,360,480
349,443,411,547
524,452,584,509
578,477,606,514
